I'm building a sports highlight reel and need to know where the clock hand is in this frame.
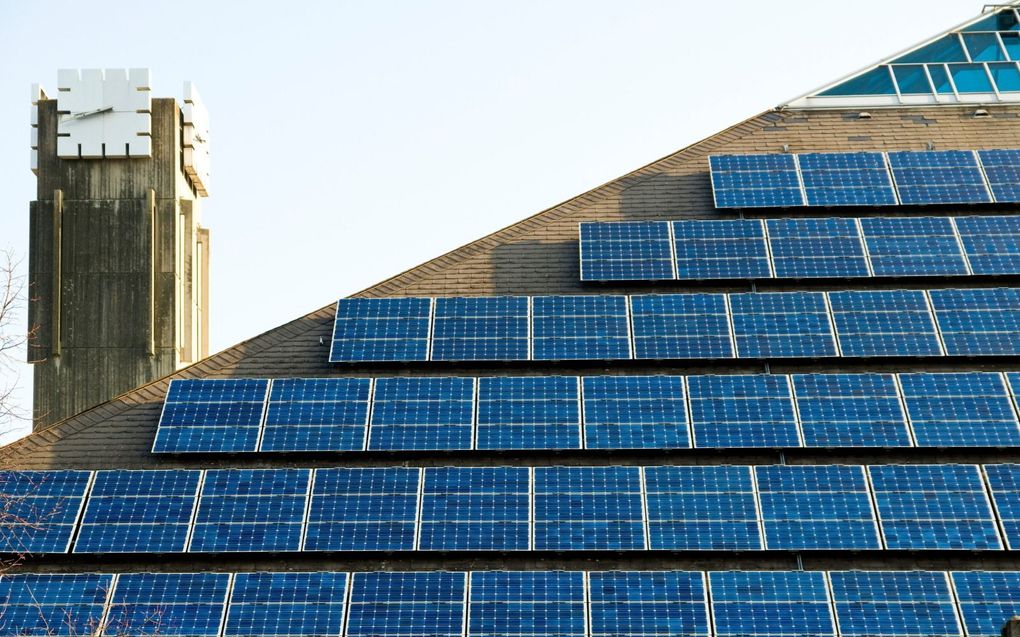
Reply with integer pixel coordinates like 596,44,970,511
66,106,113,121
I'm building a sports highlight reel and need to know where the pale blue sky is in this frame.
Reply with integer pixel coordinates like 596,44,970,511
0,0,977,441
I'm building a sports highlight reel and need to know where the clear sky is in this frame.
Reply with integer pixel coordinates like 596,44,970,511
0,0,979,442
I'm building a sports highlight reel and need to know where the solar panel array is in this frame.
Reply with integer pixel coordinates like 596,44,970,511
580,215,1020,282
329,289,1020,362
153,372,1020,453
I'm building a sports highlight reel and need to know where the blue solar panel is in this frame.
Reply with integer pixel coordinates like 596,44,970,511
756,465,880,550
580,221,675,281
687,375,800,448
888,150,992,205
900,373,1020,447
828,290,942,357
419,467,529,551
709,154,806,208
767,217,870,278
531,295,631,360
869,464,1002,550
582,375,689,449
533,466,645,550
672,219,771,279
644,466,761,550
729,292,837,358
225,572,348,637
978,149,1020,202
346,572,466,637
859,216,969,276
984,464,1020,550
330,297,431,362
74,470,200,553
431,296,529,361
631,294,734,359
476,376,580,450
951,571,1020,637
588,571,710,637
305,467,419,551
799,152,898,207
469,571,585,637
152,379,269,453
0,470,91,554
0,573,112,636
369,377,474,450
261,378,370,452
189,469,310,552
830,571,961,637
930,288,1020,356
955,215,1020,275
709,571,835,637
792,374,912,447
106,573,230,636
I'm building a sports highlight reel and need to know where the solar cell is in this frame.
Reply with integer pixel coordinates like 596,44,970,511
189,469,310,552
951,571,1020,637
955,215,1020,275
225,572,348,637
74,469,200,553
672,219,771,279
900,373,1020,447
418,467,530,550
977,149,1020,202
580,221,675,281
533,466,645,550
709,154,806,208
330,297,431,362
729,292,837,358
346,572,466,637
0,470,91,554
766,217,870,278
829,571,962,637
476,377,580,450
792,374,912,447
582,375,690,449
368,377,474,450
887,150,992,205
588,571,710,637
929,288,1020,356
755,465,880,550
468,571,585,637
304,467,419,551
0,573,112,636
106,572,230,636
431,296,529,361
709,571,835,637
983,464,1020,550
630,294,734,359
869,464,1003,550
687,375,801,448
827,290,942,357
531,295,631,360
858,216,969,276
260,378,370,452
152,379,269,453
798,151,898,207
644,465,761,550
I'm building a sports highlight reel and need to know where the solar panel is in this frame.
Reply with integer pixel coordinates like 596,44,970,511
0,573,112,636
588,571,710,637
580,221,675,281
476,376,580,450
827,290,942,357
766,217,870,278
930,288,1020,356
729,292,837,358
189,469,310,552
225,572,348,637
304,467,419,551
105,573,230,636
430,296,529,361
899,373,1020,447
955,215,1020,275
260,378,370,452
630,294,734,359
983,464,1020,550
368,377,474,451
709,571,835,637
330,297,432,362
418,467,530,550
687,375,800,448
644,466,761,550
0,470,91,554
709,154,806,208
74,469,200,553
859,216,969,276
951,571,1020,637
582,375,690,449
468,571,585,637
869,464,1003,550
672,219,771,279
152,379,269,453
798,152,897,207
887,150,992,205
792,374,912,448
829,571,961,637
977,149,1020,202
533,466,645,550
531,295,631,361
346,572,466,637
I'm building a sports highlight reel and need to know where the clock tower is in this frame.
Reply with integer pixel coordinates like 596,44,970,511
28,69,211,430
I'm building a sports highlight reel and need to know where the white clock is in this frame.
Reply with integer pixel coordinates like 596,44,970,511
182,82,211,196
56,68,152,158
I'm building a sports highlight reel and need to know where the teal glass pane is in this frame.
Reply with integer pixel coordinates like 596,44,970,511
821,67,896,96
963,10,1020,32
1003,33,1020,60
928,65,955,94
950,63,994,92
964,33,1008,61
990,62,1020,91
896,35,969,64
893,65,932,94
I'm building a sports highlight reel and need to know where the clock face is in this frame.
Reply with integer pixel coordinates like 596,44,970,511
56,68,152,158
182,81,211,196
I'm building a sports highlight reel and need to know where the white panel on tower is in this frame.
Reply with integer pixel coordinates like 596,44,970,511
182,81,211,196
56,68,152,159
